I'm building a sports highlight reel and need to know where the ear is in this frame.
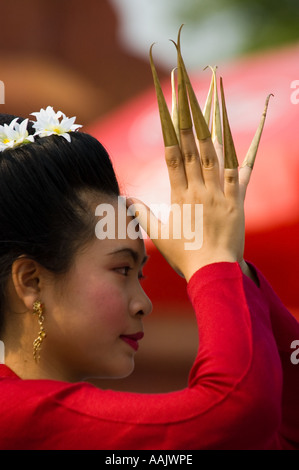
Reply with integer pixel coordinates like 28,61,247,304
11,257,42,311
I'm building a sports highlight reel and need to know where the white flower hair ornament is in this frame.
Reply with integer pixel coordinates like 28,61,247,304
0,118,35,152
0,106,82,152
31,106,82,142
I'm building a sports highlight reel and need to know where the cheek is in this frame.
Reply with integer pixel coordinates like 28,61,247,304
91,284,127,326
70,277,128,334
46,278,129,359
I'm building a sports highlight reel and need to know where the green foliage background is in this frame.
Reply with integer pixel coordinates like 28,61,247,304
172,0,299,54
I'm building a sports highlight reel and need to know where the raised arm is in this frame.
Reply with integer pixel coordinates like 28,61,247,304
247,264,299,449
128,33,268,284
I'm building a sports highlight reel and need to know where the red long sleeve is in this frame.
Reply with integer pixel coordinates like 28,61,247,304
0,262,297,450
246,264,299,449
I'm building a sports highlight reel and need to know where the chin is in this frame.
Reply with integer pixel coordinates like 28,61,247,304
83,359,135,381
108,362,136,380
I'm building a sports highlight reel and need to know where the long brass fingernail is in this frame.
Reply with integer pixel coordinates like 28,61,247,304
176,27,192,131
203,66,214,128
210,66,222,146
241,94,273,169
175,25,211,141
149,43,179,147
220,77,239,169
171,67,180,143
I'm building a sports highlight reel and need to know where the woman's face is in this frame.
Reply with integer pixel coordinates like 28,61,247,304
40,198,152,382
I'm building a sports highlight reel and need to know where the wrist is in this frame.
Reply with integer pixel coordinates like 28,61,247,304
184,253,238,282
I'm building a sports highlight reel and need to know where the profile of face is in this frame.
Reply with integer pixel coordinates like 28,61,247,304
9,197,152,382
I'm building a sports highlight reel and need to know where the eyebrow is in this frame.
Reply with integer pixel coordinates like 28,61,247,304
107,248,149,266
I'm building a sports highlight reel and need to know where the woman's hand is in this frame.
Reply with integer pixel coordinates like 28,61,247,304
127,128,252,282
127,37,271,283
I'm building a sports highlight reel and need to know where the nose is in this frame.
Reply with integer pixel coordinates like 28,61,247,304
130,286,152,318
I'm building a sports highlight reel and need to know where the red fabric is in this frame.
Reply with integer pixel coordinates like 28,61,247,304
0,262,298,450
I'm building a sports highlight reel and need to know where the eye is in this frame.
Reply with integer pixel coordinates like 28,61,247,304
115,266,146,281
116,266,132,276
138,271,146,281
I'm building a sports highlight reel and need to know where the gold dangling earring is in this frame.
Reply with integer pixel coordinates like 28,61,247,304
32,300,46,362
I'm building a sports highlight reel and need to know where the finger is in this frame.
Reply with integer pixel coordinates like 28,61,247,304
213,137,224,189
126,197,162,242
238,165,252,201
179,128,203,187
197,137,221,189
223,168,239,200
150,44,188,193
164,145,188,193
174,31,203,187
126,197,172,256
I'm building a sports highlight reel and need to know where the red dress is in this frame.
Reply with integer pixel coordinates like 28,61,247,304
0,262,298,450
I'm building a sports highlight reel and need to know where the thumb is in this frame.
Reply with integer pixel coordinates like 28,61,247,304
238,165,252,201
126,197,162,240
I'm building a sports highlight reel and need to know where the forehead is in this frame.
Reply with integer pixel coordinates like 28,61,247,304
93,196,147,259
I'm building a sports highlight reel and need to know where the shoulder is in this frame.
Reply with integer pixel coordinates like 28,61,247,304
0,364,84,402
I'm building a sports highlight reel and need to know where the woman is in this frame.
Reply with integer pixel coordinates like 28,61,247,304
0,99,298,450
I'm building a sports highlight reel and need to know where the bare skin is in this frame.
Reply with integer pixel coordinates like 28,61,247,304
2,204,152,382
128,129,255,283
2,128,256,382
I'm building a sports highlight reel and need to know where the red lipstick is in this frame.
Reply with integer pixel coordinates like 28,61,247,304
120,332,144,351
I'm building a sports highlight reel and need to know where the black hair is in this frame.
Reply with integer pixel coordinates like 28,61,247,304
0,114,120,333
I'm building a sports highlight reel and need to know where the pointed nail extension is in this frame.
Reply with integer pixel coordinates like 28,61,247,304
203,66,214,128
175,28,193,131
241,94,273,169
175,25,211,141
211,66,222,146
220,77,239,169
171,68,180,143
149,44,179,147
